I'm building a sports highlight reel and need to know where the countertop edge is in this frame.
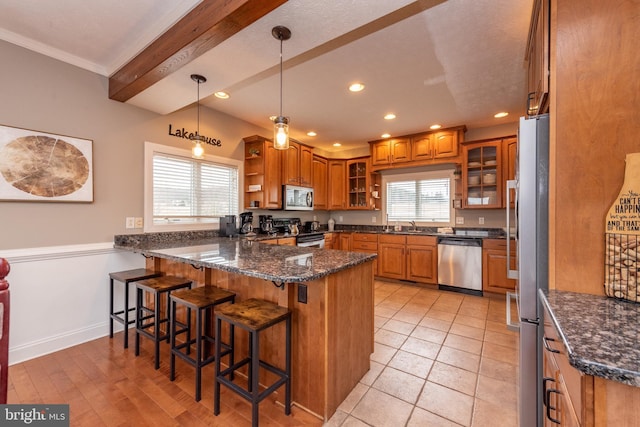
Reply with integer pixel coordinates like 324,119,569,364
539,289,640,387
115,243,377,283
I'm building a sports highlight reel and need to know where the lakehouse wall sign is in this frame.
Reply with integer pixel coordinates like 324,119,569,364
604,153,640,302
168,124,222,147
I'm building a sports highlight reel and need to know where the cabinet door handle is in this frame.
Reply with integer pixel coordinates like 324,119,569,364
545,388,561,424
542,376,555,406
543,336,560,353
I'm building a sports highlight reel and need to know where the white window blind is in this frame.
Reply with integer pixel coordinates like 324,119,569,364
152,153,238,225
386,177,450,222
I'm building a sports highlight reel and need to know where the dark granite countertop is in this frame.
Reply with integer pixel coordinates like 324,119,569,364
540,289,640,387
114,232,376,283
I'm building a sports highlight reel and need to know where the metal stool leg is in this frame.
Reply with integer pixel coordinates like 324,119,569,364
109,278,115,338
214,316,222,415
251,330,260,427
170,299,177,381
123,280,130,348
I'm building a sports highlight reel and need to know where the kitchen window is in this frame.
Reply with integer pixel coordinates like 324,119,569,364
383,168,454,225
144,142,241,232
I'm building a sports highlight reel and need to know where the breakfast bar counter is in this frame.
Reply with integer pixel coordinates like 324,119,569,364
115,232,376,421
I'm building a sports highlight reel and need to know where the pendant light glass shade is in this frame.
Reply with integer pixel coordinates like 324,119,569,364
190,74,207,159
272,26,291,150
273,116,289,150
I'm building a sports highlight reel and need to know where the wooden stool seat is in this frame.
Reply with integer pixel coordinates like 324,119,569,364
169,286,236,401
214,298,292,427
109,268,161,349
134,276,192,369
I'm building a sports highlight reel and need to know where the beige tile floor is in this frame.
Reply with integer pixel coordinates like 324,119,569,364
325,280,519,427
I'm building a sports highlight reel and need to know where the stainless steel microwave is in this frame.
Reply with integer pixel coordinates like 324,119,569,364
283,185,313,210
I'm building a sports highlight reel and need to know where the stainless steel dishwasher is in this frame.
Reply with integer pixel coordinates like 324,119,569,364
437,237,483,296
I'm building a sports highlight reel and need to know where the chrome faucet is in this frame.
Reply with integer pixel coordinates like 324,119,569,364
409,221,417,231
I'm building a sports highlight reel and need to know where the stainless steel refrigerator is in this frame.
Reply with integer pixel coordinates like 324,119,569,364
506,114,549,427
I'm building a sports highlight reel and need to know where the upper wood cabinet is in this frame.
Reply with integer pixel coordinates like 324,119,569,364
411,129,462,161
243,135,282,209
371,137,411,167
312,155,328,210
328,159,347,210
347,158,370,209
370,126,465,171
283,141,313,187
526,0,550,115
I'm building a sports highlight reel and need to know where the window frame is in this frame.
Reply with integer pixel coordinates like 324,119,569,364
382,167,455,226
143,141,243,233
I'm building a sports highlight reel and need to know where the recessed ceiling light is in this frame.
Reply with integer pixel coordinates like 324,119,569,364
384,113,396,120
494,111,509,118
307,131,317,137
333,142,342,147
430,124,442,130
214,91,229,99
349,82,365,92
381,133,391,138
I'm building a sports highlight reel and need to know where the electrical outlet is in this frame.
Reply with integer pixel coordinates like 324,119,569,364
134,217,144,228
372,216,377,223
125,217,135,229
479,217,485,225
339,216,343,222
455,217,464,225
313,215,317,221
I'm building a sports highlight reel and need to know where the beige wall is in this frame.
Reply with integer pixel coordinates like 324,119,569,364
0,40,269,250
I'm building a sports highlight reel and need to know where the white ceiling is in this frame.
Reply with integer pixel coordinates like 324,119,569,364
0,0,533,153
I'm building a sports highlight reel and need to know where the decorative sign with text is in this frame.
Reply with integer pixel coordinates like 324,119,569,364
604,153,640,302
168,124,222,147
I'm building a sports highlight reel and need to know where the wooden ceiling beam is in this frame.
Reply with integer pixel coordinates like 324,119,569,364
108,0,287,102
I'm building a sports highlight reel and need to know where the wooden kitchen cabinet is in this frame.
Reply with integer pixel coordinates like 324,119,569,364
283,141,313,187
352,233,378,275
243,135,282,209
411,129,463,162
462,139,503,209
378,234,406,280
312,155,328,210
347,158,370,210
378,234,438,283
406,235,438,284
338,232,351,251
503,136,517,208
482,239,516,294
328,159,347,210
370,138,411,167
526,0,550,116
324,232,335,249
260,237,296,246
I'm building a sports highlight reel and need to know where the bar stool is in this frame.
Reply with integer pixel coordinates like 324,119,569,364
134,276,192,369
109,268,162,348
214,298,291,427
169,286,236,401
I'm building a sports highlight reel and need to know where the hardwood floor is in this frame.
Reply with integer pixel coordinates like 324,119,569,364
8,329,321,426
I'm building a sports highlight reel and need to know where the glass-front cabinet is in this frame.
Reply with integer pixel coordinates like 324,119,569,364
347,158,369,209
462,140,502,208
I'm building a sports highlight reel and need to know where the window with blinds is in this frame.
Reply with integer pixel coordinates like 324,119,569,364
152,153,238,226
385,175,451,223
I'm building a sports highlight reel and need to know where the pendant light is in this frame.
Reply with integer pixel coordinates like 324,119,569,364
272,26,291,150
190,73,207,158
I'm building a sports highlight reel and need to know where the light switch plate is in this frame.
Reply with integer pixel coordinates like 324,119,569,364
134,217,143,228
455,217,464,225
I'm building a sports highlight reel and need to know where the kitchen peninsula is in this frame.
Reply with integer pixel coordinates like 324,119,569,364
114,231,376,421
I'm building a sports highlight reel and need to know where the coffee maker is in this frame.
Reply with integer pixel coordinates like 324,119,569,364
219,215,237,237
239,212,254,234
259,215,275,235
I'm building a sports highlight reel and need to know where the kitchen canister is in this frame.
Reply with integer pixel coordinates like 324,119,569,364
328,217,335,232
604,153,640,302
